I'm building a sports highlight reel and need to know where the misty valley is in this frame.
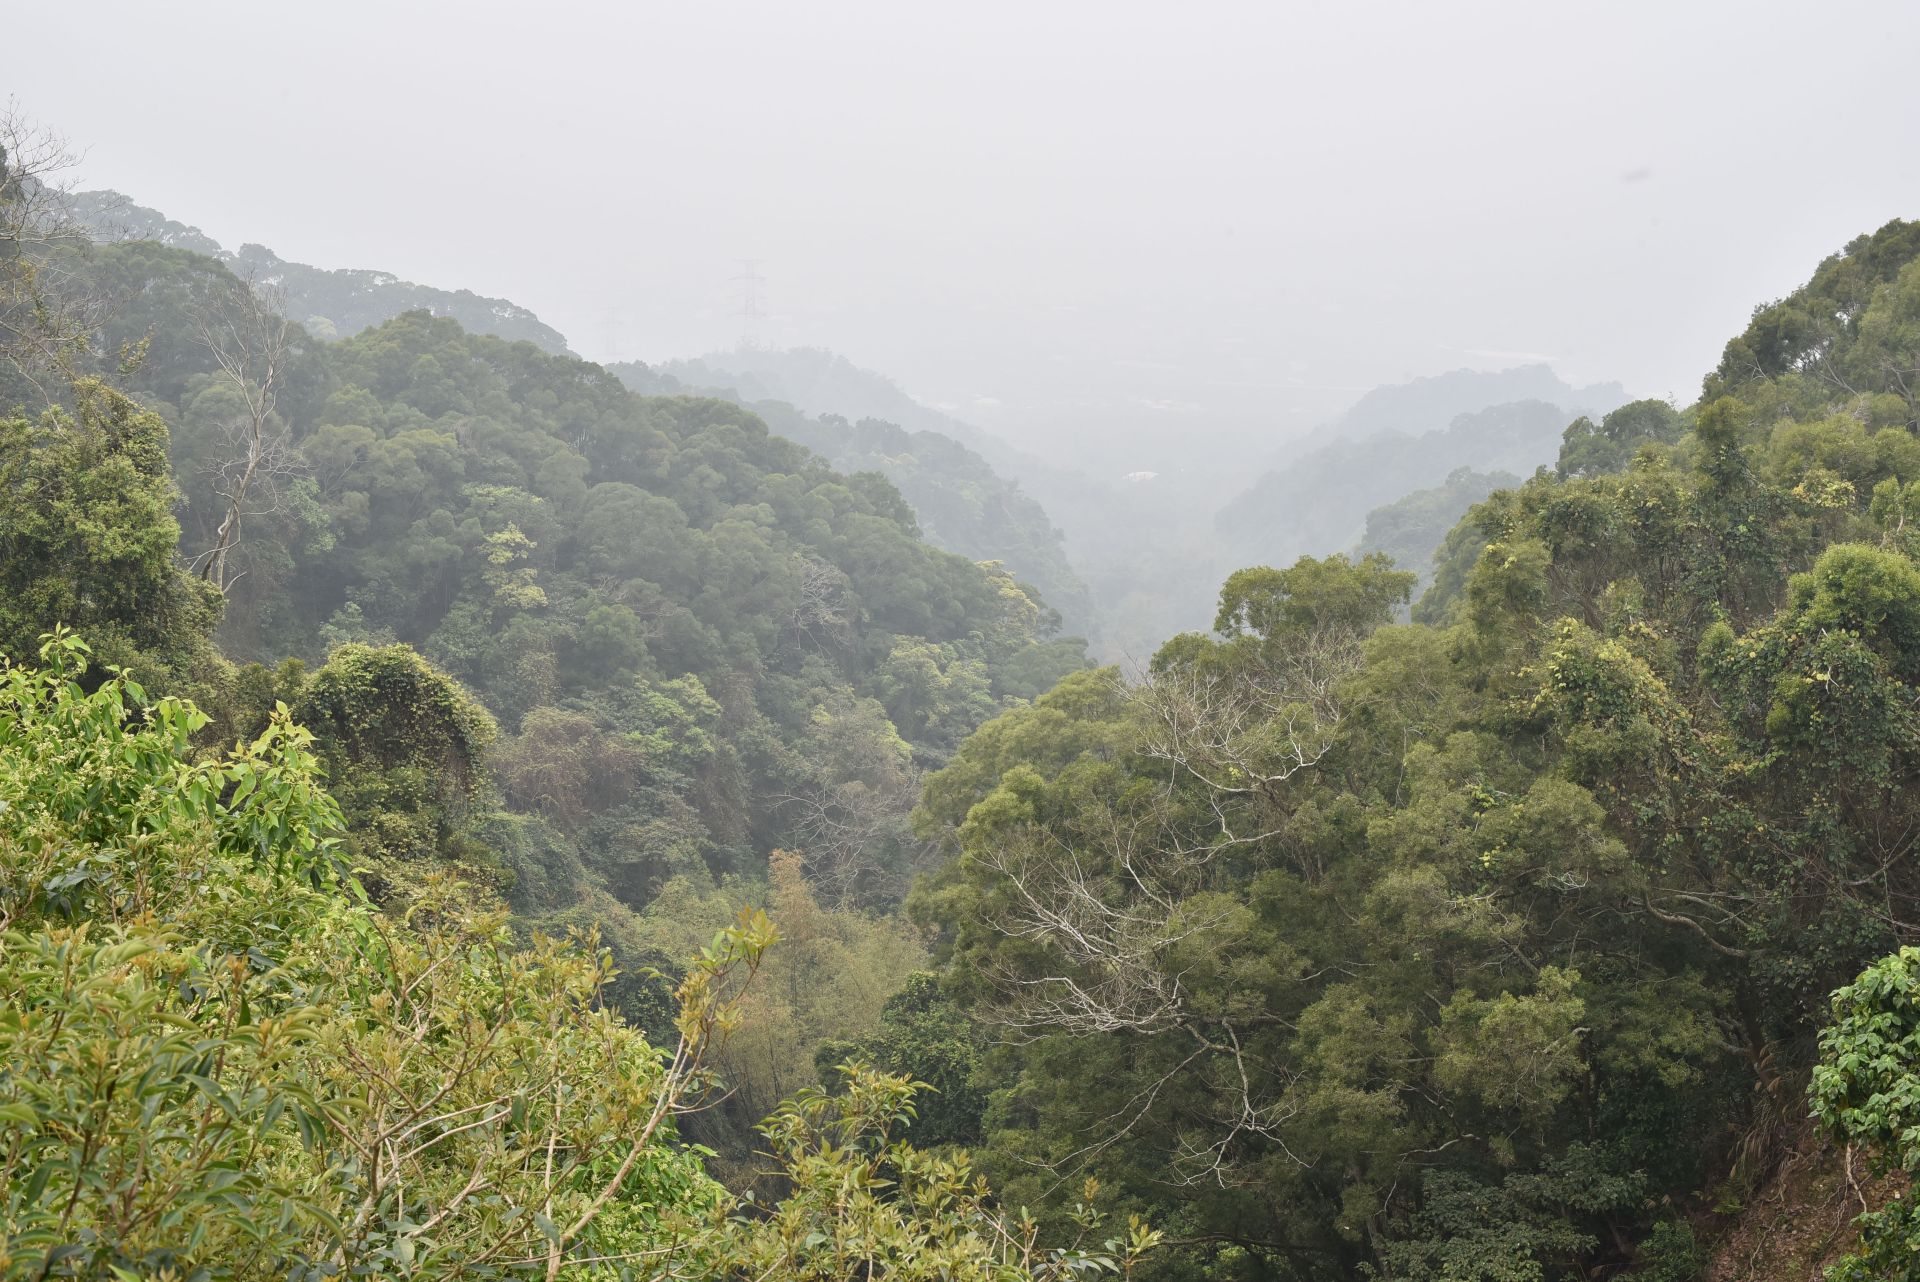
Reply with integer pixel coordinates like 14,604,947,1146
7,18,1920,1279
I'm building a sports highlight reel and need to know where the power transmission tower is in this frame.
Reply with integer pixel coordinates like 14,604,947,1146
731,259,766,348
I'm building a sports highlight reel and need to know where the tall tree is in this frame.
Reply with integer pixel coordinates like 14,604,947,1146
0,377,218,677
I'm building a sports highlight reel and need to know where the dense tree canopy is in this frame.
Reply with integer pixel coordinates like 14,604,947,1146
0,205,1093,1188
0,378,219,681
13,116,1920,1282
903,219,1920,1281
0,635,1149,1279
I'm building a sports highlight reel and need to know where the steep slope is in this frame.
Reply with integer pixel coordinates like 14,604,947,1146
635,347,1228,662
67,189,574,353
62,194,1100,644
1217,397,1595,568
25,231,1095,927
608,357,1098,641
1355,465,1520,588
908,218,1920,1282
1295,362,1627,455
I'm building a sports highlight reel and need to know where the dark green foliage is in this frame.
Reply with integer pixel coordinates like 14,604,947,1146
1707,219,1920,424
26,158,1920,1282
814,972,987,1147
1357,466,1519,590
0,379,219,680
607,359,1099,643
1372,1153,1644,1282
907,219,1920,1282
1621,1222,1708,1282
1556,398,1685,479
29,233,1086,919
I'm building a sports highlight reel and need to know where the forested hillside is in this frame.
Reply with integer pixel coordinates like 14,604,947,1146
38,235,1090,1138
1217,397,1625,571
627,346,1199,660
61,193,1103,649
0,122,1132,1275
68,189,574,352
901,217,1920,1280
11,98,1920,1282
1354,465,1518,592
1350,400,1689,592
607,356,1099,640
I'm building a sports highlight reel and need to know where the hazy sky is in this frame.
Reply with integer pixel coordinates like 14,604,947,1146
15,0,1920,465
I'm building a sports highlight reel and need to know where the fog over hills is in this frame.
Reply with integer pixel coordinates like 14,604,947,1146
68,190,574,354
1295,364,1627,453
651,347,1639,659
68,181,1645,660
13,6,1920,1272
26,1,1918,483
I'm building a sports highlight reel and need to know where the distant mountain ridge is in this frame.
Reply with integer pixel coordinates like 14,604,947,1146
657,350,1639,663
1356,465,1521,591
60,184,1635,665
1217,393,1626,569
63,192,1099,635
65,190,574,355
645,347,1084,493
1308,363,1626,449
607,354,1099,640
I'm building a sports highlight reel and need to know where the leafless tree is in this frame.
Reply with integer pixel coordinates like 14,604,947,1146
969,809,1310,1187
0,104,110,400
958,631,1369,1186
1136,626,1360,801
780,767,924,906
190,272,298,592
784,552,857,654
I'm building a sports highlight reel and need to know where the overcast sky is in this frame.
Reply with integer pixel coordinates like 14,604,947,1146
14,0,1920,465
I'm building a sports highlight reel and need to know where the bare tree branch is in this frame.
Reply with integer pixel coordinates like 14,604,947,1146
189,271,297,591
0,103,109,400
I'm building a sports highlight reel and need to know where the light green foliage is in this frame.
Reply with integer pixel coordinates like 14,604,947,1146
1434,968,1587,1125
870,637,997,760
1211,552,1413,643
0,635,1139,1280
0,637,728,1275
627,673,721,770
0,632,342,920
710,1064,1160,1281
1811,947,1920,1280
